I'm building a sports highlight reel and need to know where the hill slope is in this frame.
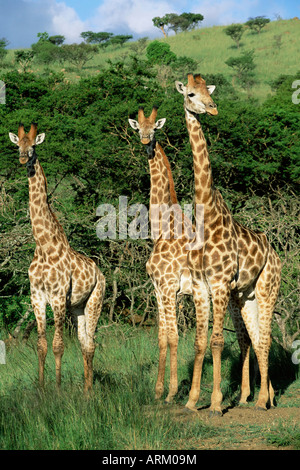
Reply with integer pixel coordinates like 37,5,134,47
4,18,300,101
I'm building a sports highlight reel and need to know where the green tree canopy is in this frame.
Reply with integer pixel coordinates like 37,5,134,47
81,31,114,45
146,40,177,65
246,16,270,34
49,35,65,46
225,50,256,91
224,24,245,48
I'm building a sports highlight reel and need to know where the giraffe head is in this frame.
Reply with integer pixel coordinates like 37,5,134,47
9,123,45,166
175,74,218,116
129,106,166,143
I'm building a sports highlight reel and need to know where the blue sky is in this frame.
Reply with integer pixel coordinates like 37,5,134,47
1,0,299,48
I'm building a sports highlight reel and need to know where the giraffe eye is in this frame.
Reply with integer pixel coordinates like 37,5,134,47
188,93,195,98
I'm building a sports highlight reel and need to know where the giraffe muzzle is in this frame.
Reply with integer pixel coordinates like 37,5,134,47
19,156,29,165
206,103,218,116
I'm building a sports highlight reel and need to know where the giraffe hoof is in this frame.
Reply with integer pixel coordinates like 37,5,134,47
255,406,267,412
184,404,198,413
209,409,223,418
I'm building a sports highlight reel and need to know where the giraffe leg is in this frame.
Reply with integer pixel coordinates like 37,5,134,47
51,297,67,388
31,289,47,388
164,292,178,404
209,284,231,416
78,272,105,392
254,258,281,410
154,286,167,400
154,284,178,403
228,295,251,404
185,279,210,411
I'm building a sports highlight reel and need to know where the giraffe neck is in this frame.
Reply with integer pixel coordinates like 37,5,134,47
148,142,178,208
28,157,69,250
148,142,181,241
185,109,215,211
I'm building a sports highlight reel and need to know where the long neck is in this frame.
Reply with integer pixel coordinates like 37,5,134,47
148,141,181,241
28,157,69,249
148,142,178,208
185,110,215,211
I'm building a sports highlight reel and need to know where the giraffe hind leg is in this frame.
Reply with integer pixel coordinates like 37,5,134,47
31,289,47,388
254,255,281,410
154,284,178,403
228,294,251,405
238,284,275,411
77,271,105,392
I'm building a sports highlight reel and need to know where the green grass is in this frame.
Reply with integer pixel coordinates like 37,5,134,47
0,324,299,450
4,19,299,102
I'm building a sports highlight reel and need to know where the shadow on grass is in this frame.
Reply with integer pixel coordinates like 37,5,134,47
176,340,299,410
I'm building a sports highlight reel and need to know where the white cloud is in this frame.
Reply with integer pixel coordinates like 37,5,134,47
47,1,86,43
192,0,261,27
90,0,176,37
0,0,86,48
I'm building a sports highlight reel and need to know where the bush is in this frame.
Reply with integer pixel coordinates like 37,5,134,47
146,40,177,65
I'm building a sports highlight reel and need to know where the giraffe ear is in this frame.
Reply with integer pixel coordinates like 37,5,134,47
35,133,45,145
9,133,19,145
128,119,140,130
175,81,186,95
155,118,166,130
207,85,216,95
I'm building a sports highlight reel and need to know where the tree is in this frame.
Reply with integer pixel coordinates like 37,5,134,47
0,38,9,63
108,35,133,48
152,16,168,38
14,50,35,72
49,35,65,46
180,13,204,30
81,31,114,46
225,50,256,92
146,40,177,65
246,16,270,34
166,13,185,34
153,13,204,36
36,32,50,42
224,24,245,48
59,43,98,69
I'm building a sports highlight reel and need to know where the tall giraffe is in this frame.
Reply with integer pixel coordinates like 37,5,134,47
176,74,281,415
128,106,252,406
129,107,193,403
9,123,105,391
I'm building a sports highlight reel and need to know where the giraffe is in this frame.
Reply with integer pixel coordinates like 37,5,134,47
129,107,194,403
176,74,282,415
128,106,252,406
9,123,105,392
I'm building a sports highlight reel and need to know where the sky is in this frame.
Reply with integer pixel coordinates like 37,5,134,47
0,0,299,49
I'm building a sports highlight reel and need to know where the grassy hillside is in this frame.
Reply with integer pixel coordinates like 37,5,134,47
166,18,300,101
4,18,300,101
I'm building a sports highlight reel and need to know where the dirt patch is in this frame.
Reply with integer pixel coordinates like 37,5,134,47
169,404,300,450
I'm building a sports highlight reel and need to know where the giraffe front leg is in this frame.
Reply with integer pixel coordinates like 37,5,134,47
209,285,231,416
31,290,47,388
185,280,210,411
51,297,66,389
154,285,178,403
164,292,178,404
229,295,251,404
